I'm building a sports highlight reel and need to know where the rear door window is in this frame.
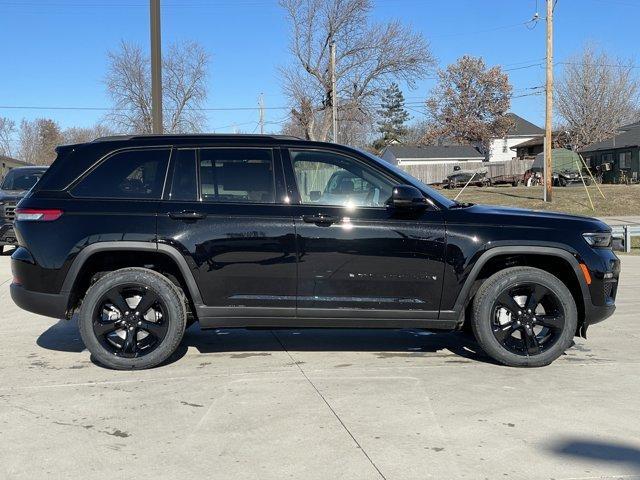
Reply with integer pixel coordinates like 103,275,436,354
199,148,275,204
71,148,170,199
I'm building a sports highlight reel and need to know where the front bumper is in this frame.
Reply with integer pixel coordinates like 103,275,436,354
10,283,68,319
584,300,616,326
581,250,620,328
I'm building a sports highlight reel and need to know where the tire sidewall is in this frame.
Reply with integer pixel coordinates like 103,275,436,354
472,267,578,367
78,268,186,370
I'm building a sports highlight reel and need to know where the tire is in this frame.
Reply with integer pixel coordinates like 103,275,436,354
78,267,187,370
470,266,577,367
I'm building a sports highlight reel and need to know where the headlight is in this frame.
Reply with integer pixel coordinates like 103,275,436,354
582,232,612,248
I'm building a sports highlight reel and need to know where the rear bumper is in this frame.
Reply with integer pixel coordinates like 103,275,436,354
0,222,16,245
10,283,68,319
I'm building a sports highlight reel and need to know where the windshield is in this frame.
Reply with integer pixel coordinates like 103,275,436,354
356,149,458,209
1,169,45,191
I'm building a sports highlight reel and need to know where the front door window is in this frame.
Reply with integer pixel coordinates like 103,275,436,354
290,149,393,208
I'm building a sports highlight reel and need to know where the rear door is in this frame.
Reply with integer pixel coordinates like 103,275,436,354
282,147,446,325
157,146,297,321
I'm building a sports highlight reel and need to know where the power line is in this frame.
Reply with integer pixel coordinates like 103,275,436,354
0,105,289,112
0,1,275,7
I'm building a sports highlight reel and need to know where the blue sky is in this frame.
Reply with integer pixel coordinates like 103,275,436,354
0,0,638,134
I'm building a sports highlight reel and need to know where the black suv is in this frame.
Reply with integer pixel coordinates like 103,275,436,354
0,166,48,250
10,135,619,369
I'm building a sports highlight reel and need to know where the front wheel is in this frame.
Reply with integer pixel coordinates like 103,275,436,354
78,268,187,370
471,267,578,367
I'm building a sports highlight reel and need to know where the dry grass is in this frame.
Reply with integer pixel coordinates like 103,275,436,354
438,184,640,217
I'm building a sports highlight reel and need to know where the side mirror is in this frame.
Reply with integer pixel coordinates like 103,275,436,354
390,185,427,210
309,191,321,201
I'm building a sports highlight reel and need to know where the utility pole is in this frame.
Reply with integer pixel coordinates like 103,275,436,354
330,41,338,143
258,93,265,135
544,0,554,202
150,0,163,134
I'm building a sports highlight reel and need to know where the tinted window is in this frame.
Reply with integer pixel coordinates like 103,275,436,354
169,149,197,201
72,149,170,199
290,150,393,207
1,169,46,191
200,148,275,203
356,148,455,209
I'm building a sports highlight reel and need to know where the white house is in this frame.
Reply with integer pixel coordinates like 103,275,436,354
487,113,544,162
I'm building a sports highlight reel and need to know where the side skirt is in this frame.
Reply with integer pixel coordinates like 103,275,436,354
196,306,457,330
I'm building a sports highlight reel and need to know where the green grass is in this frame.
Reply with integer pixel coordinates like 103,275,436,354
438,184,640,217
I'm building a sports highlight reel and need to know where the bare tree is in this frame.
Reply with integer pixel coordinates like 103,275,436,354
422,55,513,155
63,123,116,144
18,118,64,165
280,0,434,142
0,117,16,157
403,120,429,145
556,45,640,150
105,40,209,134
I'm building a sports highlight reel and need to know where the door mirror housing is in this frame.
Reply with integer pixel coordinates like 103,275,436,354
389,185,427,210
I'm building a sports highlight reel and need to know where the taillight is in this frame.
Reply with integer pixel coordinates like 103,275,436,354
15,208,63,221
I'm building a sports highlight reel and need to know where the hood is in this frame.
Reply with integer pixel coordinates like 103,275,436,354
459,203,610,232
0,189,29,202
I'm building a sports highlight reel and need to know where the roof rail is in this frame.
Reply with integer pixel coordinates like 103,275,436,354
92,133,304,142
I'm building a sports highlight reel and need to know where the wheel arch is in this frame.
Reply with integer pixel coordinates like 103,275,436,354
62,242,203,315
443,246,590,333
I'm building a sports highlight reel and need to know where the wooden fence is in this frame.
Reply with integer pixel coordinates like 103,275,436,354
399,158,535,185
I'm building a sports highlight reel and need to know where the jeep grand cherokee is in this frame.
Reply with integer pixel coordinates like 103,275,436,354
10,135,620,369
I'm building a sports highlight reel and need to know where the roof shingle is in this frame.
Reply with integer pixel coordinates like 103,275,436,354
580,125,640,152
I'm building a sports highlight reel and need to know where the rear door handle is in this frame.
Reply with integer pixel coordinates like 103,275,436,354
302,214,339,225
168,211,206,221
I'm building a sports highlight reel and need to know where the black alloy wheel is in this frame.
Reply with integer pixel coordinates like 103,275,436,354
471,266,578,367
78,268,187,370
491,283,565,356
93,284,169,358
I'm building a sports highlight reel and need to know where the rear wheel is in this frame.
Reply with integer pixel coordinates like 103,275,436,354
78,268,187,370
471,267,577,367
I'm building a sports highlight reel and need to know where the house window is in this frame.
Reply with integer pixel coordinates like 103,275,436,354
502,139,508,153
584,156,592,167
619,151,632,169
602,153,613,164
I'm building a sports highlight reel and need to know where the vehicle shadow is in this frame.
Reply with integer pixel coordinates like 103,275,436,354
36,317,499,367
550,438,640,475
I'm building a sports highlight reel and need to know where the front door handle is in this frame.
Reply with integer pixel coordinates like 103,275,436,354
302,214,339,225
168,211,206,221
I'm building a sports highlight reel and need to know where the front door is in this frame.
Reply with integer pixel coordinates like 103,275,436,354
156,146,297,322
283,147,446,325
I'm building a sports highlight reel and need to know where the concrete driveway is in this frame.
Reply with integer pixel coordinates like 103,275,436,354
0,254,639,480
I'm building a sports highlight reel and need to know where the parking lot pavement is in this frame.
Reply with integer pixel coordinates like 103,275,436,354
1,255,639,480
